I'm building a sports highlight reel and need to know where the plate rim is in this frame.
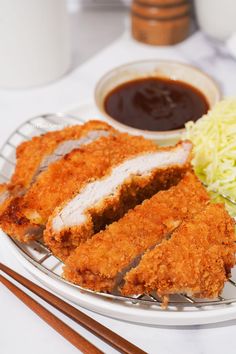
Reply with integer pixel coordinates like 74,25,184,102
1,106,236,326
3,231,236,327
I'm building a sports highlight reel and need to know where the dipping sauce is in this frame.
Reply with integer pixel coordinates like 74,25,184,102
104,77,209,131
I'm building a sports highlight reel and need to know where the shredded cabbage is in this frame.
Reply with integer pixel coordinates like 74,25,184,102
184,98,236,217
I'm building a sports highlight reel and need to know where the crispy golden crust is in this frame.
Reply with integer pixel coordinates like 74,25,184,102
45,141,192,260
0,121,115,218
63,173,210,291
22,134,157,221
46,165,189,261
122,204,236,299
0,184,11,214
0,197,44,242
10,120,115,191
1,133,157,242
0,184,6,193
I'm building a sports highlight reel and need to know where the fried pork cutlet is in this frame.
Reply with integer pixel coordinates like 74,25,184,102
0,120,115,213
0,184,9,214
0,133,158,242
0,183,8,201
63,172,209,291
122,204,236,300
45,141,192,260
10,120,115,191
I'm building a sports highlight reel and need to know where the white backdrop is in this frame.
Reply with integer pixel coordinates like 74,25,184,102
67,0,131,10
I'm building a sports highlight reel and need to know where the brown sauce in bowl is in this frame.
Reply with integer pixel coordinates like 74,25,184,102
104,77,209,131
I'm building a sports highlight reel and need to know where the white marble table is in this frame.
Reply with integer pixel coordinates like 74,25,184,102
1,7,236,354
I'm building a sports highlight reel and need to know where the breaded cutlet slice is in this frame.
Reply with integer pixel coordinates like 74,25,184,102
63,172,209,291
0,120,115,214
0,133,157,242
10,120,115,191
0,184,9,214
0,183,8,200
45,141,192,260
122,204,236,300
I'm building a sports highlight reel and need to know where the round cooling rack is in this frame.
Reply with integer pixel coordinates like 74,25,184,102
1,112,236,326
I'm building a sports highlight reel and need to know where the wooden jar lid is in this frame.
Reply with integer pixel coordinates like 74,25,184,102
131,0,190,45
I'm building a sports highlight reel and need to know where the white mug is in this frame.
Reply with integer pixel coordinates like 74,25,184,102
195,0,236,41
0,0,71,88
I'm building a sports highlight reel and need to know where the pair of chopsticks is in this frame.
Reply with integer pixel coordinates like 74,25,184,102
0,263,146,354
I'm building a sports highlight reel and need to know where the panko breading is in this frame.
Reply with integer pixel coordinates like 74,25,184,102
122,204,236,300
45,141,192,260
0,184,10,214
0,183,8,201
0,133,158,243
0,120,115,215
63,172,209,291
10,120,115,191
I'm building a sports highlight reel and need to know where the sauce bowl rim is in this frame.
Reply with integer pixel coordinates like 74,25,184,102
94,59,221,139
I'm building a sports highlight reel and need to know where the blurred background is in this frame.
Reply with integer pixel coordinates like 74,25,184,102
67,0,195,66
1,0,236,129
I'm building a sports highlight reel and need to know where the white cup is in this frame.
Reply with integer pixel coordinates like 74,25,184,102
195,0,236,41
0,0,71,88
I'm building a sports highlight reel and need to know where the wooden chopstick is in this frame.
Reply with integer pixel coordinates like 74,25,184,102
0,263,147,354
0,274,103,354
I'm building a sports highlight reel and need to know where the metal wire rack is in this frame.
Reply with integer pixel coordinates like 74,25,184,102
1,113,236,310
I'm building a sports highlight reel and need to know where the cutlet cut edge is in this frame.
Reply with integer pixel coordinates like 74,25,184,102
63,230,174,293
30,129,112,185
45,164,188,260
1,131,157,243
0,122,116,241
52,140,192,232
0,187,9,206
63,172,210,292
121,203,236,298
113,231,174,293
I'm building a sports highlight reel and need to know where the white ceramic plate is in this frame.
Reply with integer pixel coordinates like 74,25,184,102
1,109,236,326
3,232,236,326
